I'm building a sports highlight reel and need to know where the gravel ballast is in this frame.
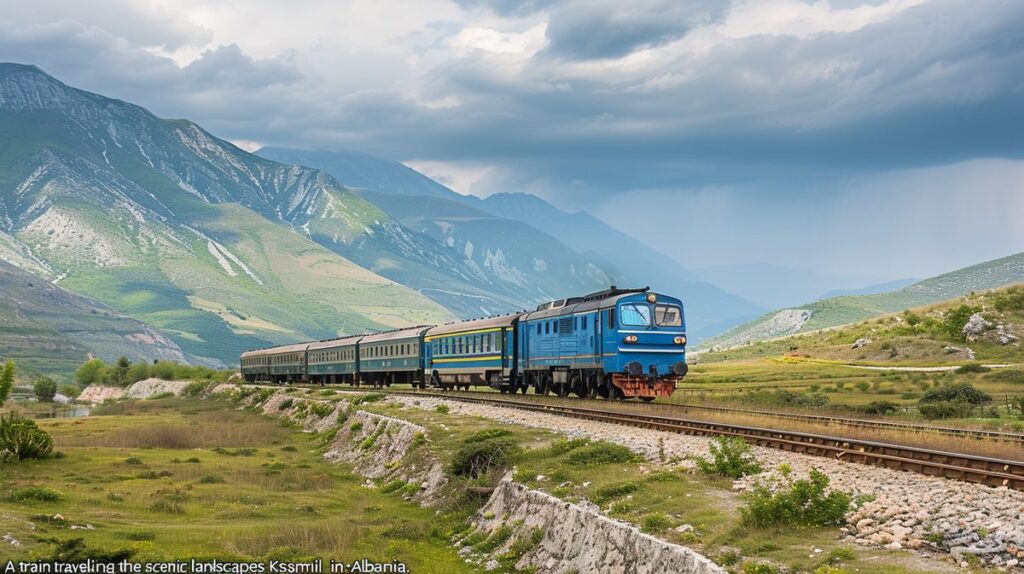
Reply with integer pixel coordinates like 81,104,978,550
391,395,1024,570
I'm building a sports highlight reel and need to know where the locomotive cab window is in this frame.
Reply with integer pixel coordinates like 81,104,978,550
620,304,651,326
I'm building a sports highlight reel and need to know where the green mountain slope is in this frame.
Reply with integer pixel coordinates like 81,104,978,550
0,63,454,365
700,283,1023,365
255,147,762,340
703,251,1024,350
0,260,212,380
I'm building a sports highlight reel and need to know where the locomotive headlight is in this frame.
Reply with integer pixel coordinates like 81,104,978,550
646,293,657,303
674,336,687,345
624,335,638,343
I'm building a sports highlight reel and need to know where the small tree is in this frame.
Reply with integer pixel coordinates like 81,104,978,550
0,361,14,405
112,356,131,387
693,436,763,478
75,359,108,387
33,377,58,403
126,361,150,384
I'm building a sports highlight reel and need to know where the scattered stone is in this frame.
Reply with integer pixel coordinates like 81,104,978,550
675,524,694,533
963,313,993,339
997,325,1019,345
851,338,871,349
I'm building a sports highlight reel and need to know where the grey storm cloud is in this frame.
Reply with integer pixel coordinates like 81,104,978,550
541,0,728,60
0,0,1022,204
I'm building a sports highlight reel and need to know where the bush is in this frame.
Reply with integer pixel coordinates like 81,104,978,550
0,413,54,460
993,286,1024,312
182,381,211,398
590,481,640,504
565,442,640,467
451,437,520,478
943,305,979,341
33,377,58,402
741,468,851,527
920,382,991,405
434,404,449,414
956,363,991,374
147,392,175,400
640,512,673,533
352,393,387,405
279,398,294,411
40,537,134,563
58,384,81,399
11,486,64,502
862,401,899,415
918,401,975,420
693,436,762,479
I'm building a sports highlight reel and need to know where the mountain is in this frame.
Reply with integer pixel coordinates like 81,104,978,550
817,278,919,300
0,259,215,380
699,282,1023,365
255,148,761,340
258,147,461,200
702,251,1024,350
0,63,455,365
477,193,764,338
694,263,890,309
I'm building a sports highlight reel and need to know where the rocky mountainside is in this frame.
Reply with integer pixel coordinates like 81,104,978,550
702,251,1024,351
256,148,761,340
0,63,455,365
0,259,213,380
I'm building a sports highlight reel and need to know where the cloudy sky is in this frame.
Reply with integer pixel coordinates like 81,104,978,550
2,0,1022,283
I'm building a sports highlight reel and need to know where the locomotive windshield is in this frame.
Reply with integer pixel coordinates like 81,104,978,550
655,304,683,327
619,303,652,326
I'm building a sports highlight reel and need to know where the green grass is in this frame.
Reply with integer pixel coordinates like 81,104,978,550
0,398,475,570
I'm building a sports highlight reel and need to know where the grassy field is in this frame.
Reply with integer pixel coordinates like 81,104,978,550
0,397,475,570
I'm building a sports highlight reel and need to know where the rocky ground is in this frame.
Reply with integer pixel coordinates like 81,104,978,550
78,378,193,402
389,395,1024,571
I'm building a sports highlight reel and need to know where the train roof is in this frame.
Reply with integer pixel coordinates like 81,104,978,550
306,334,363,351
426,313,522,338
359,325,434,343
243,341,312,357
522,287,679,321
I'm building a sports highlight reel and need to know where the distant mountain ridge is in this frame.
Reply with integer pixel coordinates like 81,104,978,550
256,147,762,340
0,63,457,365
702,251,1024,350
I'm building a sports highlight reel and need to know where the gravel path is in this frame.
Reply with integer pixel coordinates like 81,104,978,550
392,395,1024,570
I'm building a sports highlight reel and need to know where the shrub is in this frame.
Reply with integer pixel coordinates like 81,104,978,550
854,381,870,392
58,384,81,399
279,398,294,411
451,437,520,478
11,486,64,502
590,481,640,504
993,286,1024,312
182,381,211,398
33,377,58,402
352,393,387,405
956,363,991,374
943,305,979,341
566,442,640,466
862,401,899,415
918,401,974,420
434,404,449,414
741,468,851,527
692,436,762,479
147,392,175,400
640,512,673,533
920,382,991,405
308,402,334,418
0,413,54,460
40,537,134,563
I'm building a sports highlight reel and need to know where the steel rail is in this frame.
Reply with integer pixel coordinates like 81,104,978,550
385,390,1024,490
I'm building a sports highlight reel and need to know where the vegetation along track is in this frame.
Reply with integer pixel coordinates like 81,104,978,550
379,389,1024,490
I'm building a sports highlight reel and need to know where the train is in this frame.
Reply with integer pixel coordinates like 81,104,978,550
240,286,688,400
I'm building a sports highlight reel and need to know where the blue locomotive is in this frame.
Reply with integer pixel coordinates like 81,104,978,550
240,286,687,400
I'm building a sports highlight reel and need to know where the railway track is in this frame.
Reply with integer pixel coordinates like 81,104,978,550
384,390,1024,490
